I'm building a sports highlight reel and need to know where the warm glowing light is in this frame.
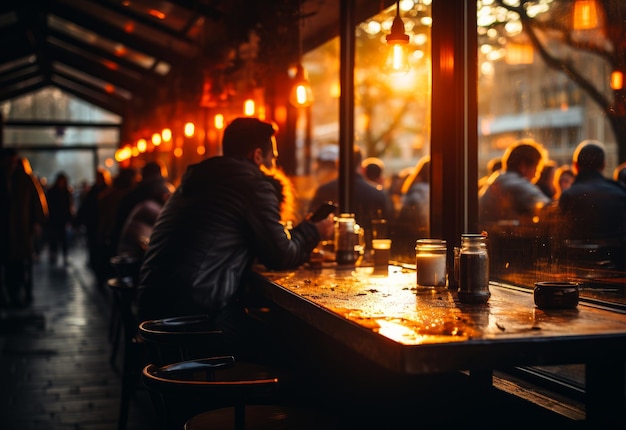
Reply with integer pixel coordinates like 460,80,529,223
505,42,534,65
174,147,183,158
124,22,135,33
131,147,139,157
383,2,410,74
161,128,172,142
197,146,206,155
610,70,623,90
384,44,411,74
330,81,341,98
573,0,599,30
148,9,166,20
151,133,162,147
104,83,115,93
115,146,132,162
102,61,119,71
136,139,147,153
184,122,195,137
289,64,314,108
214,114,225,130
244,99,256,116
105,158,114,168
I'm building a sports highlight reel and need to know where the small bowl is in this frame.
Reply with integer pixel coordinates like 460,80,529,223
534,282,579,309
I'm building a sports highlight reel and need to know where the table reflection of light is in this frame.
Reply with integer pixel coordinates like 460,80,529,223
376,318,426,343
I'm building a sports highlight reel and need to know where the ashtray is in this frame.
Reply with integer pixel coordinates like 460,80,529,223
534,282,579,309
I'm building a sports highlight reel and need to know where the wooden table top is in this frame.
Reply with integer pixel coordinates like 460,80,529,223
253,264,626,374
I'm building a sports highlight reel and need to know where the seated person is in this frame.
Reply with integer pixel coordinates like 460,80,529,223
558,140,626,270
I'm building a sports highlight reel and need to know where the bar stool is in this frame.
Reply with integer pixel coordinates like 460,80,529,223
142,358,343,430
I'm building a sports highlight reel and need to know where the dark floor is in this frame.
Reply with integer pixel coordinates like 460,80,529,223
0,241,159,430
0,240,592,430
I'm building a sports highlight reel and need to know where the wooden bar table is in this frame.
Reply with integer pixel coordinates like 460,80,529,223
252,264,626,425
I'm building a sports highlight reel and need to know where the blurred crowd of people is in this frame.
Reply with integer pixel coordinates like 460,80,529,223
2,130,626,307
0,147,174,307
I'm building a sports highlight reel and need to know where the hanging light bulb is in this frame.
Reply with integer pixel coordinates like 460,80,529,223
289,64,314,107
383,1,410,74
289,0,314,108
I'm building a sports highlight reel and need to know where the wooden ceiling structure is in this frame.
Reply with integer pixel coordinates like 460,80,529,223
0,0,393,135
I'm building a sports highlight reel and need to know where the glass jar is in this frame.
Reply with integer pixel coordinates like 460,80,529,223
457,234,490,304
415,239,447,287
334,213,358,265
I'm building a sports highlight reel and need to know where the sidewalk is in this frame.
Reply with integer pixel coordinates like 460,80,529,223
0,241,158,429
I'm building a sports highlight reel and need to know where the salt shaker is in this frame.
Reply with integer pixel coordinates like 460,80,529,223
457,233,490,304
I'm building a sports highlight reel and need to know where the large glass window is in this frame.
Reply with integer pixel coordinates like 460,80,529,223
302,0,625,309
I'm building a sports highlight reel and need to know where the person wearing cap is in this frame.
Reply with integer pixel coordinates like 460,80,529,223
558,140,626,270
136,117,334,358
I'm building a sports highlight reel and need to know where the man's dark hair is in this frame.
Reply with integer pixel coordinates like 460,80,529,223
222,117,276,158
574,140,605,172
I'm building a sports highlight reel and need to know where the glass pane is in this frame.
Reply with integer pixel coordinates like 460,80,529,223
303,0,432,263
476,0,626,306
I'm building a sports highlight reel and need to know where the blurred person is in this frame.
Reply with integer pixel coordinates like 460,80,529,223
478,157,502,194
535,160,557,200
110,160,171,255
314,144,339,187
94,167,138,285
553,164,575,200
361,157,385,190
0,150,48,306
45,171,75,265
558,140,626,269
479,139,551,228
388,166,413,215
395,156,431,256
75,168,111,270
137,117,334,361
308,145,393,243
116,179,175,261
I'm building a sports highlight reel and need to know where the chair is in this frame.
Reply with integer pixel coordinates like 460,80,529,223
142,358,343,430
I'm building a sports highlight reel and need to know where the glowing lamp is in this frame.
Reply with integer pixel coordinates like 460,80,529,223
289,64,314,108
383,2,410,74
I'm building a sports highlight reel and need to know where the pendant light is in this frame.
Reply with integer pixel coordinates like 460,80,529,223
289,0,314,108
383,1,410,74
573,0,599,30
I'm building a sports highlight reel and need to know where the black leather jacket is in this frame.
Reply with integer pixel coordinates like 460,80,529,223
137,156,320,321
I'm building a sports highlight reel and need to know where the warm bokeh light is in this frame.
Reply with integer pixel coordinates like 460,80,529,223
151,132,162,147
115,146,132,162
105,158,114,168
174,147,183,158
131,146,139,157
197,145,206,155
184,122,195,137
573,0,599,30
161,128,172,142
214,114,225,130
136,138,147,153
244,99,256,116
610,70,623,90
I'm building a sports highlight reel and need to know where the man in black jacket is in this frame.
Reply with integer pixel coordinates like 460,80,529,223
137,117,333,358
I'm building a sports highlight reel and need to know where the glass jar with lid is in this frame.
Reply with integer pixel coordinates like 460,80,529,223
457,233,490,304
